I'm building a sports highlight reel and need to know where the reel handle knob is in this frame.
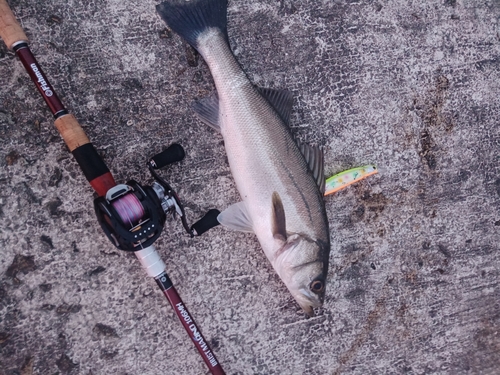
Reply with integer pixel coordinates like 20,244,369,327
148,143,185,169
191,209,221,236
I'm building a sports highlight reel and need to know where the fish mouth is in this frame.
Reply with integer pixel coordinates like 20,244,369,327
302,304,315,317
296,292,322,317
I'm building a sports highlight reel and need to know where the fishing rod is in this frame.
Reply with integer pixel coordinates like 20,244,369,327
0,1,225,374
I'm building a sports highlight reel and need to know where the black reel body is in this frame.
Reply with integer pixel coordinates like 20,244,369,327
94,181,165,251
94,144,221,251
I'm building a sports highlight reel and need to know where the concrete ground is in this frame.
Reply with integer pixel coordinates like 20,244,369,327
1,0,499,374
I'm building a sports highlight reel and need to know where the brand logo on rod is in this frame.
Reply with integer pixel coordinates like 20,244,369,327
176,302,219,367
30,63,53,97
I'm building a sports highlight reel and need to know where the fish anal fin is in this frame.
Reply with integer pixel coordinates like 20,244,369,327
272,192,287,242
259,87,294,125
192,93,220,132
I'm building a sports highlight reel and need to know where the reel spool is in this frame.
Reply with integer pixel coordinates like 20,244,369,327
94,181,165,251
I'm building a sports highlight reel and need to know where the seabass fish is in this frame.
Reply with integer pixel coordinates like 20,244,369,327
157,0,330,315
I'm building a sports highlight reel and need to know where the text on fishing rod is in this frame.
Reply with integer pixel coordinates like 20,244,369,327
176,302,219,367
30,63,53,97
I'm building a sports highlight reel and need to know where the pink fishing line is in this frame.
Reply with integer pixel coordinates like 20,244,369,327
112,193,145,228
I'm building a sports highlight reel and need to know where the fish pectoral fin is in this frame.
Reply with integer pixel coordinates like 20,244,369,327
259,87,294,125
217,201,254,232
299,143,326,194
271,192,287,242
192,93,221,132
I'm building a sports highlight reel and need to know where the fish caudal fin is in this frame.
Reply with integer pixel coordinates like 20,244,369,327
156,0,228,49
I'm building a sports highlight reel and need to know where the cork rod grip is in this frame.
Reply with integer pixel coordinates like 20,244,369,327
54,114,91,151
0,0,28,49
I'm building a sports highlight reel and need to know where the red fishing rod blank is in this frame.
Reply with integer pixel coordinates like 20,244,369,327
136,247,225,374
0,0,114,196
0,1,226,374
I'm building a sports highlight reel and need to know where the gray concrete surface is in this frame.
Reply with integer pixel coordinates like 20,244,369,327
1,0,499,374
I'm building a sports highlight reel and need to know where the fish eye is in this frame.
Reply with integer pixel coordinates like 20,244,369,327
310,280,325,294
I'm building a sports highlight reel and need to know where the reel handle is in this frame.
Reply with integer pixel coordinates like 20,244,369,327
0,0,27,49
191,209,221,236
148,143,185,169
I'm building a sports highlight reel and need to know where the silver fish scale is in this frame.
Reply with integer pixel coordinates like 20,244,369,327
197,29,329,262
192,25,330,315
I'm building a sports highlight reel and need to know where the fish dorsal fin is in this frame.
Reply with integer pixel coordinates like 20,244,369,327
272,192,287,242
192,93,221,132
259,88,294,125
217,201,253,232
300,143,326,194
194,88,293,130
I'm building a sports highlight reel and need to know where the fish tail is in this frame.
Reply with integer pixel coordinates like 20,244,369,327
156,0,228,49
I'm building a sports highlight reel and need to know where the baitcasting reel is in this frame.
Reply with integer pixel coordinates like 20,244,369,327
94,144,220,251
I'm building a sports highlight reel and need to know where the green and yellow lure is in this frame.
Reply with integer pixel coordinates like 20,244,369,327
324,165,378,196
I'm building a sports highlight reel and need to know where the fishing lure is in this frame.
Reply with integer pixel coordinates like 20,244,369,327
324,165,378,196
